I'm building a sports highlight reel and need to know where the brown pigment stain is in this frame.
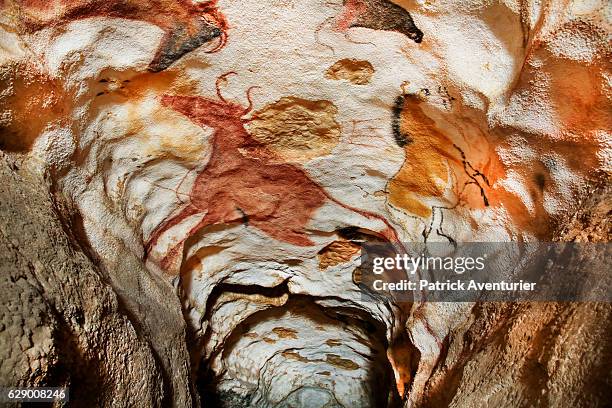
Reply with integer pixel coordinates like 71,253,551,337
223,292,289,307
144,73,401,272
326,354,360,370
325,59,374,85
352,267,363,285
247,96,341,163
318,240,361,269
0,62,69,152
282,351,312,363
262,337,277,344
325,339,342,347
272,327,298,339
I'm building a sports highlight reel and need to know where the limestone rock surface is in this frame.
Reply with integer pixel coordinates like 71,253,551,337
0,155,195,407
0,0,610,407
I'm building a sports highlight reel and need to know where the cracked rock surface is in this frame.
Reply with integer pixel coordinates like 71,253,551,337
0,0,610,407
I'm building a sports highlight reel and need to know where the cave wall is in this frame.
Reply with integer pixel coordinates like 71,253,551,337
0,154,195,406
0,0,610,407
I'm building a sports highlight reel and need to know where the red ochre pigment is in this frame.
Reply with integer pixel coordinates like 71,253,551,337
146,73,400,271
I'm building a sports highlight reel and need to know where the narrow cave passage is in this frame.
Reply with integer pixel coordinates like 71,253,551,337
194,295,419,408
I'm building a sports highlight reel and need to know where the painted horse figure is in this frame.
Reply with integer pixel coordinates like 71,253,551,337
4,0,229,71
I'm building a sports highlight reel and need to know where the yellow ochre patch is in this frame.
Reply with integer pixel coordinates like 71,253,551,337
325,59,374,85
318,240,361,270
247,96,341,163
388,94,462,218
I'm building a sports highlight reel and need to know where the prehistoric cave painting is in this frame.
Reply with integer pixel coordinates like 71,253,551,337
246,96,341,163
319,0,423,48
2,0,228,71
145,73,400,272
388,93,483,219
386,89,610,240
325,58,374,85
386,91,520,242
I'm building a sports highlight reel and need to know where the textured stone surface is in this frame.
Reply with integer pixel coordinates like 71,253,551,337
0,0,610,407
0,154,195,407
408,184,612,407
